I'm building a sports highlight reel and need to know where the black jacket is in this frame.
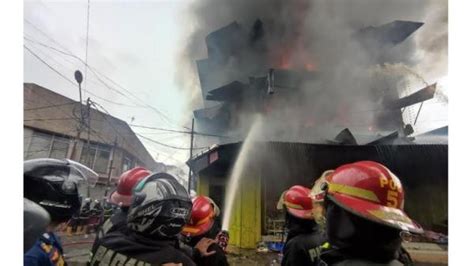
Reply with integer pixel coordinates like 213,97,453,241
182,221,229,266
318,246,411,266
92,209,128,251
281,215,326,266
89,230,196,266
191,243,228,266
282,231,326,266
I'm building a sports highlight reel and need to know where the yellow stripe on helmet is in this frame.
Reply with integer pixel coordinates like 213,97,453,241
283,200,305,210
182,226,201,234
368,209,412,224
328,183,380,203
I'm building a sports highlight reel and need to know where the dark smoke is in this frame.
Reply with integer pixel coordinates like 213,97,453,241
176,0,447,142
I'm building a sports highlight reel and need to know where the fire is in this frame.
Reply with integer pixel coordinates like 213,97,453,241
305,62,316,71
268,0,317,73
279,58,292,69
271,45,318,71
272,45,294,69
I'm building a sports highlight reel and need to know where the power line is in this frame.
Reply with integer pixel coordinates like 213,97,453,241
85,66,183,129
25,36,183,127
24,45,78,87
23,33,186,129
24,43,143,108
89,101,134,144
24,33,77,67
23,35,144,105
24,88,112,147
133,131,181,135
88,101,161,166
24,88,86,139
25,102,76,111
93,73,185,129
90,100,202,165
129,124,230,138
136,132,208,151
24,36,135,105
88,102,211,151
90,101,204,151
25,40,206,156
24,19,73,54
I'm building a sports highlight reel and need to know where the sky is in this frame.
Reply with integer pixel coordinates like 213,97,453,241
24,0,448,170
24,0,196,169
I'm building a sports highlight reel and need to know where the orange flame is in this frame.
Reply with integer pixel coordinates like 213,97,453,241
305,62,316,71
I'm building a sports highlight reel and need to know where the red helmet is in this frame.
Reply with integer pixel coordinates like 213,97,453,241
326,161,423,234
110,167,151,207
181,196,219,237
280,185,314,220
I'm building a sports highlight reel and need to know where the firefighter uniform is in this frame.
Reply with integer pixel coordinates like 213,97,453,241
181,196,229,266
191,242,228,266
92,209,128,251
282,229,326,266
278,186,327,266
24,232,66,266
90,173,194,266
90,231,196,266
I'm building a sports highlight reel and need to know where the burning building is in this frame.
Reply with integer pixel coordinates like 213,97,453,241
186,6,447,248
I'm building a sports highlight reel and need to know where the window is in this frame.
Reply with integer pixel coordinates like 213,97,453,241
50,138,70,159
80,142,111,174
122,152,134,173
25,131,70,160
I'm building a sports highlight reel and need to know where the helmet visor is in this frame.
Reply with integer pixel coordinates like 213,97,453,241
24,158,99,188
328,193,423,234
65,159,99,187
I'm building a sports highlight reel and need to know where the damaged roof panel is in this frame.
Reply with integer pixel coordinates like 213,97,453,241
356,20,424,47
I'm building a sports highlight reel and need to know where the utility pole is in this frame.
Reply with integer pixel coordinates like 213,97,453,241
84,98,92,197
105,137,117,197
187,118,195,192
69,70,84,160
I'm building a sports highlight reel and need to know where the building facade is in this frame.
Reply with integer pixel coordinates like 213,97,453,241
24,83,159,198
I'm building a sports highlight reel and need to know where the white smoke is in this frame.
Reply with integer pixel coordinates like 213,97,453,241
176,0,447,141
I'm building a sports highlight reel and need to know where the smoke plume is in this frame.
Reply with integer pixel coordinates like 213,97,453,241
176,0,447,142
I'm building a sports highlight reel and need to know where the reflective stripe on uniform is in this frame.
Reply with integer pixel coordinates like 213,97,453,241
90,245,152,266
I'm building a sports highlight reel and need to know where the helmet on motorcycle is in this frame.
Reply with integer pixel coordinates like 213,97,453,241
325,161,423,234
110,167,151,207
181,196,220,237
24,158,98,223
127,173,192,239
277,185,314,220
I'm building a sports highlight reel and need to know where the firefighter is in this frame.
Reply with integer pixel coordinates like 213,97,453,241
89,172,197,266
91,199,104,215
81,197,92,214
318,161,423,265
181,196,229,266
24,158,98,266
278,185,326,266
93,167,151,249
